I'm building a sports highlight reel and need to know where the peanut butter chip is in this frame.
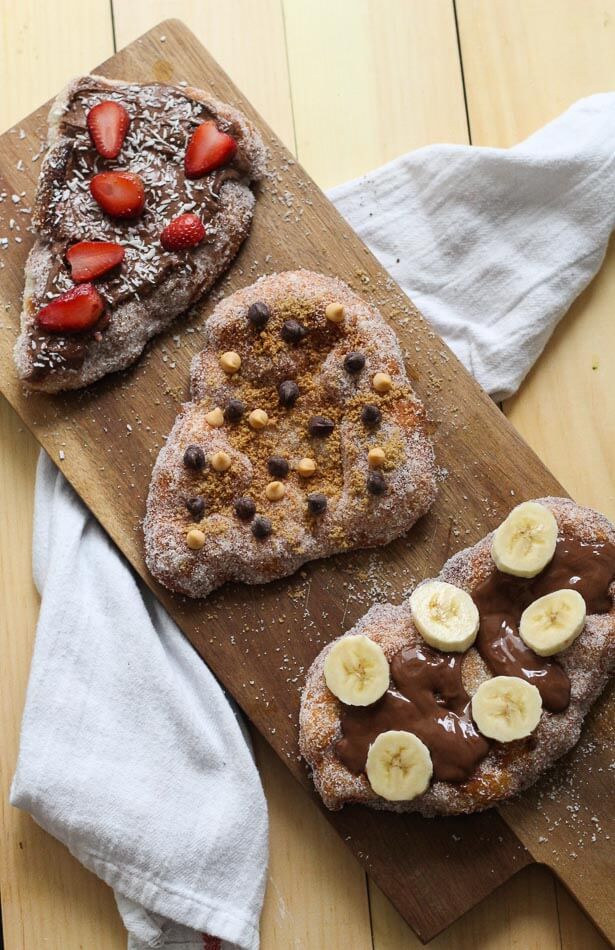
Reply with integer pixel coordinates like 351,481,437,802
372,371,392,393
211,450,232,472
220,351,241,374
325,302,345,324
265,480,285,501
297,457,317,477
368,446,386,467
205,407,224,427
248,408,269,430
186,528,205,550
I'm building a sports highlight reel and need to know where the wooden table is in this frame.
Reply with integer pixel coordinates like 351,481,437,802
0,2,613,947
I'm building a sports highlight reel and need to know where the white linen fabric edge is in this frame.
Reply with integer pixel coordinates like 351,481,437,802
328,92,615,401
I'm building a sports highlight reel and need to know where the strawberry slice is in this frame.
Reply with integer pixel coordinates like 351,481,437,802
66,241,125,281
160,213,206,251
184,121,237,179
90,171,145,219
87,101,130,159
36,284,104,333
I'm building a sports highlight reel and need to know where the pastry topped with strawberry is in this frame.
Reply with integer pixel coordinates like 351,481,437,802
13,75,266,391
144,270,437,598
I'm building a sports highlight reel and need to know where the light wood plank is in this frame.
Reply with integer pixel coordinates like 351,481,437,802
282,0,470,189
458,1,615,945
111,0,296,151
457,0,615,148
369,864,560,950
255,736,372,950
0,2,126,948
0,0,113,130
557,884,611,950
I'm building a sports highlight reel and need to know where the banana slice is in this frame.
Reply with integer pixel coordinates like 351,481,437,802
491,501,557,578
519,588,586,656
409,580,479,652
471,675,542,742
366,730,433,801
324,634,390,706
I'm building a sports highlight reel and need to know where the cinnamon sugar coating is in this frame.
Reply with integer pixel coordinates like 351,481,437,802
144,270,437,597
300,497,615,815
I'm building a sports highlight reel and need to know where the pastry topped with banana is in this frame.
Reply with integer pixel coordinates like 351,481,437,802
300,497,615,815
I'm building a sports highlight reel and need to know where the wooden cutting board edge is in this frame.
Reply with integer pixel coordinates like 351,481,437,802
0,17,611,944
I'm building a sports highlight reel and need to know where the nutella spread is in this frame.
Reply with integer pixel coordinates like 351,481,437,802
337,644,489,783
335,533,615,784
30,78,248,380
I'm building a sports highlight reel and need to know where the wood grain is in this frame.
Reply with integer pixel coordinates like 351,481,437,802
458,3,615,943
0,4,127,947
0,18,565,943
369,863,561,950
282,0,470,187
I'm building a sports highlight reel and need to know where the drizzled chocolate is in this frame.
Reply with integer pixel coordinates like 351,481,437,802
29,78,247,380
337,644,489,782
473,535,615,712
335,532,615,784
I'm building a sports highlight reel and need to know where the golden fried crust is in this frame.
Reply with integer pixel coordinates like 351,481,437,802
14,74,266,392
144,270,437,598
300,497,615,815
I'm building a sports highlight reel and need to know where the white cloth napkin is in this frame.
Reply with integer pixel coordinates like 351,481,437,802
10,93,615,949
11,453,268,950
330,93,615,401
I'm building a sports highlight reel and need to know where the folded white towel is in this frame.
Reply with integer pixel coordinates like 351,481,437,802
330,93,615,401
11,453,268,950
11,94,615,949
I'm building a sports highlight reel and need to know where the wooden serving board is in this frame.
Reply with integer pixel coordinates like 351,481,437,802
0,19,612,944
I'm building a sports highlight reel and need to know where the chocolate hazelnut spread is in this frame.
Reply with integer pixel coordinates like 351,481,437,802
337,644,490,782
473,535,615,712
335,533,615,784
29,78,247,380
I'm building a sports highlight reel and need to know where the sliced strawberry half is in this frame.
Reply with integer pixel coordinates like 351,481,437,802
66,241,125,281
36,284,105,333
160,213,206,251
184,121,237,179
87,100,131,159
90,171,145,219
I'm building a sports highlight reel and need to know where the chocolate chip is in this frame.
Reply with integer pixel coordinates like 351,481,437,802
186,496,206,519
308,415,335,437
183,444,205,470
307,492,327,515
278,380,300,407
361,404,382,427
268,455,290,478
367,471,387,496
234,497,256,521
252,515,272,539
224,398,245,423
281,319,308,344
344,351,366,374
247,301,270,329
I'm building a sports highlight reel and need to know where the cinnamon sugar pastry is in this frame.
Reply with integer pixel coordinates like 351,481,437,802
144,270,437,597
300,497,615,815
